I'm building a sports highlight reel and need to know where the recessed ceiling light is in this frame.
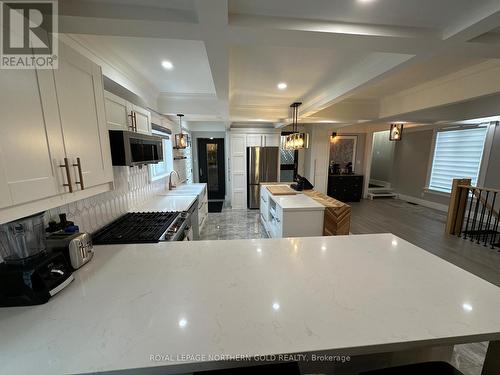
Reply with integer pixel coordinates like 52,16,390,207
357,0,375,3
161,60,174,70
277,82,287,90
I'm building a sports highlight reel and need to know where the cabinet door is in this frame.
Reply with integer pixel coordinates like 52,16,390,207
246,134,262,147
0,68,64,207
133,105,151,135
264,134,281,147
104,91,133,131
53,44,113,190
230,135,247,209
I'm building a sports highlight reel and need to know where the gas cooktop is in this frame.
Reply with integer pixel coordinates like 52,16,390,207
92,212,184,244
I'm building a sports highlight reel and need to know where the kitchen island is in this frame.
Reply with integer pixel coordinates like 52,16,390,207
2,234,500,374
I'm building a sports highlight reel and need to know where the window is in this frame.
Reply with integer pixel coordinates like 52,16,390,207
428,126,489,193
280,133,298,182
149,130,173,181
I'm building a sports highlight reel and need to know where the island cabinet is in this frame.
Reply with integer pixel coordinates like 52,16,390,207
260,185,324,238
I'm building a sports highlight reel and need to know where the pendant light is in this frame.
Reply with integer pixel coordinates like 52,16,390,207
389,123,404,141
174,114,188,149
285,102,308,150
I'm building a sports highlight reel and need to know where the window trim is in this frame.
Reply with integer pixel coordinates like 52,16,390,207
149,131,174,182
424,122,496,195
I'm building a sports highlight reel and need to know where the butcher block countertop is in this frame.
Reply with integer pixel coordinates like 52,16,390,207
303,189,351,235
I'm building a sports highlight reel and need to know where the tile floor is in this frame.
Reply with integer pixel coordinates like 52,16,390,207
199,199,494,375
200,207,268,240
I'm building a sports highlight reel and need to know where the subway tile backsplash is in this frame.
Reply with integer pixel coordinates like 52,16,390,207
46,166,167,234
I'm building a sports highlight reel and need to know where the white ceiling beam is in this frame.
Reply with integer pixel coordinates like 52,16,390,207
378,60,500,119
59,15,202,40
443,2,500,41
194,0,230,125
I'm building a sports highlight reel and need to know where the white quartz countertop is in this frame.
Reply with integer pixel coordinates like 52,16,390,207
131,195,197,212
2,234,500,374
158,183,206,197
270,193,325,211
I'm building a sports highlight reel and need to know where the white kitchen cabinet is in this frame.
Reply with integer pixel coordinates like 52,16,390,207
132,104,152,134
104,91,133,131
104,92,151,135
246,134,263,147
230,134,247,209
0,43,113,224
261,185,325,238
259,185,270,234
0,68,64,207
51,44,113,190
264,134,281,147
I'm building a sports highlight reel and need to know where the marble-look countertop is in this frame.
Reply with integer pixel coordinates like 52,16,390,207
2,234,500,374
158,183,206,197
131,195,197,212
262,184,325,211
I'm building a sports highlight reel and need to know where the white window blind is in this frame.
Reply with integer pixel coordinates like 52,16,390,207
429,126,488,193
149,131,174,181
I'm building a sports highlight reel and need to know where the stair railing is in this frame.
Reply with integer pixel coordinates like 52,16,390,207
446,178,500,249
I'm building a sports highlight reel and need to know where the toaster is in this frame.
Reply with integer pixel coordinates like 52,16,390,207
46,232,94,270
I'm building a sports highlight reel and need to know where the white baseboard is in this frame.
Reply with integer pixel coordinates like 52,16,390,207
397,194,449,212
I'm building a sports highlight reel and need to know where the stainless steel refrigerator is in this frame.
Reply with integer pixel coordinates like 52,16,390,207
247,147,280,209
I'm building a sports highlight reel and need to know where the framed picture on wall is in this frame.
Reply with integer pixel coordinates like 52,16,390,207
329,135,357,173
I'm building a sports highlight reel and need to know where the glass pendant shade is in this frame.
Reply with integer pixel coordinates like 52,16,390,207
174,113,188,149
284,102,308,150
175,133,188,149
389,123,404,141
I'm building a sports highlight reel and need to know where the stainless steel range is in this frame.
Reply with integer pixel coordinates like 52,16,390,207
92,212,191,244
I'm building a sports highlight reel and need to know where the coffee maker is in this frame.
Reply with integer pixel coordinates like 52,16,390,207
0,212,74,307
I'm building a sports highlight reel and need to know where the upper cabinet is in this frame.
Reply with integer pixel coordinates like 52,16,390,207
104,91,151,135
0,43,113,223
263,134,281,147
104,91,133,131
132,104,152,134
50,45,113,189
244,133,281,147
0,68,63,207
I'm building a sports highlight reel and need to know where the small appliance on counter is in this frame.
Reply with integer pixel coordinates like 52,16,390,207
46,232,94,270
0,212,74,307
291,175,314,191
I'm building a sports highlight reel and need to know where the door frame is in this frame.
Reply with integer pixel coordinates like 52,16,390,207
197,138,226,200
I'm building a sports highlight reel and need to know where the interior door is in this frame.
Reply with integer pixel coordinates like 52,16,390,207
198,138,225,200
0,67,64,207
53,44,113,190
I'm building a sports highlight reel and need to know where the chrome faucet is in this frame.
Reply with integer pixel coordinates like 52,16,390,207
169,170,180,190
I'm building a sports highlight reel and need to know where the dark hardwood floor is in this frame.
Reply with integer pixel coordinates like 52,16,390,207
349,198,500,287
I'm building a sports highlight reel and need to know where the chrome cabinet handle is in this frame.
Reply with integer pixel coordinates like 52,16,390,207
73,157,85,190
59,158,73,193
199,168,203,177
133,112,137,131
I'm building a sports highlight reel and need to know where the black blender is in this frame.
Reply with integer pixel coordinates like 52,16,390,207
0,212,74,307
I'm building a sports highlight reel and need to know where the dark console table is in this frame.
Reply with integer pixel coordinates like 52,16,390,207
327,174,364,202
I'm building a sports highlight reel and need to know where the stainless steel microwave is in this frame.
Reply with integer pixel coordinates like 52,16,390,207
108,130,163,166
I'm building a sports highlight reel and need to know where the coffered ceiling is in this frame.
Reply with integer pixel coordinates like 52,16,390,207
59,0,500,128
